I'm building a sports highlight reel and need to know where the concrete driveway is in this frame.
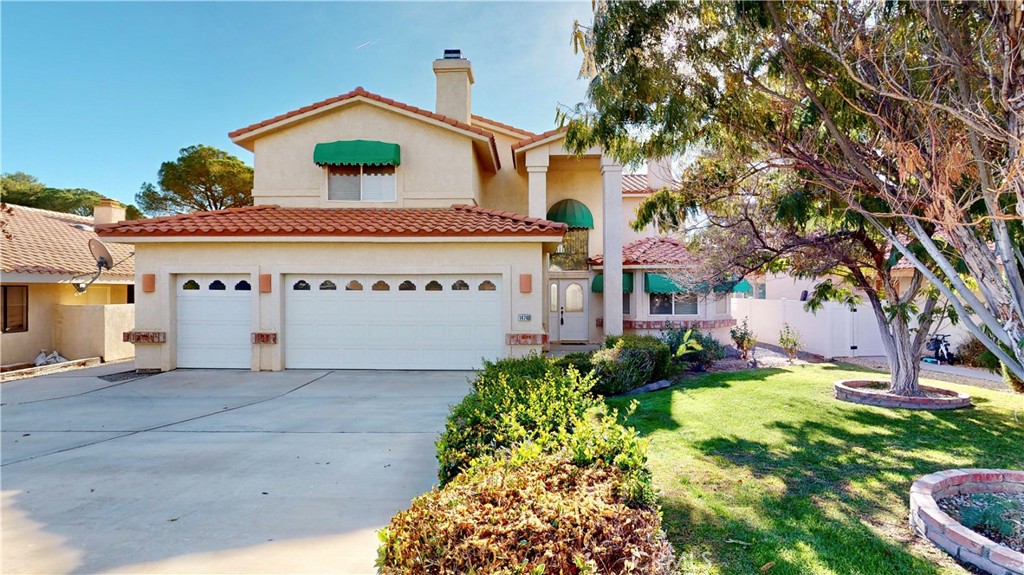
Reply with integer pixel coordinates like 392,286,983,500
1,364,470,574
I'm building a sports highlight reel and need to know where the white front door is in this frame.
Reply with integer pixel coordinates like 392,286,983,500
549,279,588,342
176,275,253,369
284,275,503,370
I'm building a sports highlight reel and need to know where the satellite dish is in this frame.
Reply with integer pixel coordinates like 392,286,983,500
71,239,131,293
89,239,113,271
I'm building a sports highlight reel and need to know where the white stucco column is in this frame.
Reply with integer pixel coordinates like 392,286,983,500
526,150,549,219
601,155,624,336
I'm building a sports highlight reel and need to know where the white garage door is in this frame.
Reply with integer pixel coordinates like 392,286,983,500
285,275,503,370
176,275,252,369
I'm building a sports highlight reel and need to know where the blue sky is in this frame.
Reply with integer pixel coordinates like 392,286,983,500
2,1,594,207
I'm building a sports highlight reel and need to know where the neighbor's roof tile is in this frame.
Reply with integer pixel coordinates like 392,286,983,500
471,114,535,137
1,204,134,277
96,204,568,239
589,237,693,267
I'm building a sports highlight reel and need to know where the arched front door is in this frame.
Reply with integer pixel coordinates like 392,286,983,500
548,279,588,342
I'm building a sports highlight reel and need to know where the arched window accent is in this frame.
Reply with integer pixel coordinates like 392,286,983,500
293,280,311,291
319,280,337,291
399,280,416,291
345,280,363,291
182,280,200,291
452,280,470,291
372,280,390,291
209,280,227,291
234,280,252,291
425,280,443,291
564,283,584,312
478,280,496,291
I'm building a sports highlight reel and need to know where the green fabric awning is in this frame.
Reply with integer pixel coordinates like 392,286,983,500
732,278,753,293
592,272,634,293
644,273,685,294
546,199,594,229
313,140,401,167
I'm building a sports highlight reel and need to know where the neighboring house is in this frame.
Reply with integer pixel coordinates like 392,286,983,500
98,51,733,372
1,201,135,367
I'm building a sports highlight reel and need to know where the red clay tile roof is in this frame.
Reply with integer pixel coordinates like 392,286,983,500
588,237,694,267
511,127,567,152
471,114,535,137
1,204,134,278
228,87,500,169
622,174,651,194
96,204,568,239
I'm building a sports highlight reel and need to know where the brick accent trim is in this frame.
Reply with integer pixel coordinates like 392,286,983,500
910,469,1024,575
596,318,737,330
251,332,278,345
123,331,166,344
835,380,972,410
506,333,548,346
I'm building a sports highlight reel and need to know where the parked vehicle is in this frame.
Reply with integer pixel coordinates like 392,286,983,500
925,334,956,365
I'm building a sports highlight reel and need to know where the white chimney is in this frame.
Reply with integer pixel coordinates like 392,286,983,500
647,156,676,191
93,199,126,226
432,49,473,123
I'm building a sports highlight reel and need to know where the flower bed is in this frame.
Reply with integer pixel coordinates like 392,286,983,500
834,379,972,410
910,469,1024,575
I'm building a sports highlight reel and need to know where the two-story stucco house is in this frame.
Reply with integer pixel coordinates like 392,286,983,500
98,51,733,371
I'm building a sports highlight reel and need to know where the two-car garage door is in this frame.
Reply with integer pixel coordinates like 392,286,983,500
283,275,503,370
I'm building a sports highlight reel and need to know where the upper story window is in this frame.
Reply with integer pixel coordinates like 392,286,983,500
328,165,396,201
546,199,594,272
314,139,400,203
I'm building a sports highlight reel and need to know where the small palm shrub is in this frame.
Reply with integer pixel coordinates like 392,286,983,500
377,454,674,575
778,323,802,362
959,494,1022,537
730,317,758,359
663,325,725,370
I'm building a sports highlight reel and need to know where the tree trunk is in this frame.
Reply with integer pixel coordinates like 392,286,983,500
865,290,925,397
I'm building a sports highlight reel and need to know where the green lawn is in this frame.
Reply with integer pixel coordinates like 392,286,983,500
607,363,1024,575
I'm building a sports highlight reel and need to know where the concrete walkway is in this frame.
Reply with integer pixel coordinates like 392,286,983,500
1,367,470,574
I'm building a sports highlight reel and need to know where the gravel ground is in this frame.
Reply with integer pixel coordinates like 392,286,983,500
836,356,1012,392
939,492,1024,553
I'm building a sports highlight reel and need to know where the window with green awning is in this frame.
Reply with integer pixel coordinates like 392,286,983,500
313,140,401,167
644,273,685,294
732,278,753,293
591,272,634,293
546,199,594,229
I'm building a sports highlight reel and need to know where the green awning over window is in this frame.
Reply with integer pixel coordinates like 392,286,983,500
732,278,752,293
546,199,594,229
592,272,634,293
644,273,685,294
313,140,401,167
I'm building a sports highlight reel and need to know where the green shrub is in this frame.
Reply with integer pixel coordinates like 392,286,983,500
955,335,990,367
549,351,595,376
607,334,673,381
435,363,598,485
474,353,557,389
778,323,802,362
958,494,1021,537
662,324,725,370
377,455,674,575
591,347,657,395
730,317,758,359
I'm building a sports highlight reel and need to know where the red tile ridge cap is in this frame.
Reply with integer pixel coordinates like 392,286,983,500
95,205,277,233
229,87,496,141
471,114,535,137
511,126,568,151
450,204,568,231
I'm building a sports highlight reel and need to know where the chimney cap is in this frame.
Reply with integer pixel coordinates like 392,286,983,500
443,49,463,60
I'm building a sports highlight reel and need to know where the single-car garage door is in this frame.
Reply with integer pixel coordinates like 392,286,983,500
176,275,253,369
285,275,503,370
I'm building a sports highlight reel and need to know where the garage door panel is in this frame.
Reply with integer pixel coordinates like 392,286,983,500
176,275,252,369
285,275,503,370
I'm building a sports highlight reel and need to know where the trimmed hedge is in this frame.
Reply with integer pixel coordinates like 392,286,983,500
435,356,598,485
377,455,674,575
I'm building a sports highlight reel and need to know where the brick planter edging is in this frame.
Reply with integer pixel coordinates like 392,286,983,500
834,379,972,410
910,469,1024,575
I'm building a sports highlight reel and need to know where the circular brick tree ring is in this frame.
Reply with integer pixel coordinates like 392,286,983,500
834,379,972,410
910,469,1024,575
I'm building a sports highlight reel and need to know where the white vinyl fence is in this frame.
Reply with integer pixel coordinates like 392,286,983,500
731,298,971,359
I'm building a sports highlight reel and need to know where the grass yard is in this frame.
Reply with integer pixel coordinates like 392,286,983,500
607,363,1024,575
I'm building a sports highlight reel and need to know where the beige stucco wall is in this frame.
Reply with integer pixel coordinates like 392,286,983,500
129,240,548,371
0,282,130,366
480,131,528,214
622,195,657,244
251,104,483,208
54,304,135,362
